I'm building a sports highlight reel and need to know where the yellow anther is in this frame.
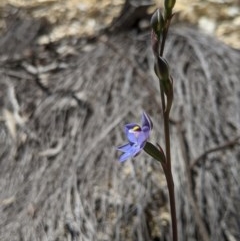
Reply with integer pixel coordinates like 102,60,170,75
132,126,140,131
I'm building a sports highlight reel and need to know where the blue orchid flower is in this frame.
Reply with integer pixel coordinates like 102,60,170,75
117,112,153,162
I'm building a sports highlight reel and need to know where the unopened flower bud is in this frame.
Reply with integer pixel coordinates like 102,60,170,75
151,9,164,39
164,0,176,18
154,57,173,97
154,56,170,80
164,0,176,11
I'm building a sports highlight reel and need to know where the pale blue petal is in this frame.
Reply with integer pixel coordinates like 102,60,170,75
117,143,132,152
136,130,149,147
132,145,142,156
141,112,153,130
142,126,150,139
117,113,152,162
126,132,138,143
119,152,133,162
118,144,142,162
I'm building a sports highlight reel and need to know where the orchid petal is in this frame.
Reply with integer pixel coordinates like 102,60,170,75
126,132,138,143
132,145,142,156
142,112,153,130
142,126,150,138
136,132,148,148
117,143,132,152
119,152,133,162
117,112,153,162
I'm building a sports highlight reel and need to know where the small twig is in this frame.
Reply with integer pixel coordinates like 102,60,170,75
190,135,240,169
38,138,64,157
0,69,33,80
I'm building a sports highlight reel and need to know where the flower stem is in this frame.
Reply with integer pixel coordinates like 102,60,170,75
162,111,178,241
158,19,178,241
160,19,171,56
158,79,178,241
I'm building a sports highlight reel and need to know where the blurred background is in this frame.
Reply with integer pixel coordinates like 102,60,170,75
0,0,239,48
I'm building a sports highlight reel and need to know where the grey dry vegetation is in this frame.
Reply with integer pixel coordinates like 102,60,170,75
0,7,240,241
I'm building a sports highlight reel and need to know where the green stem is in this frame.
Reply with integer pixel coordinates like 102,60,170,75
164,111,171,169
163,166,178,241
160,19,171,56
162,111,178,241
158,19,178,241
158,79,178,241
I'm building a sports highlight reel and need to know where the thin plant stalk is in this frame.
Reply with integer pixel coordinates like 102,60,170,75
158,22,178,241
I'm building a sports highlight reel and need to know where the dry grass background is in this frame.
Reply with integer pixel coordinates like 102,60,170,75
0,0,239,47
0,1,240,241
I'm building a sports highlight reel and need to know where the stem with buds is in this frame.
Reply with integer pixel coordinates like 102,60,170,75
151,2,178,241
